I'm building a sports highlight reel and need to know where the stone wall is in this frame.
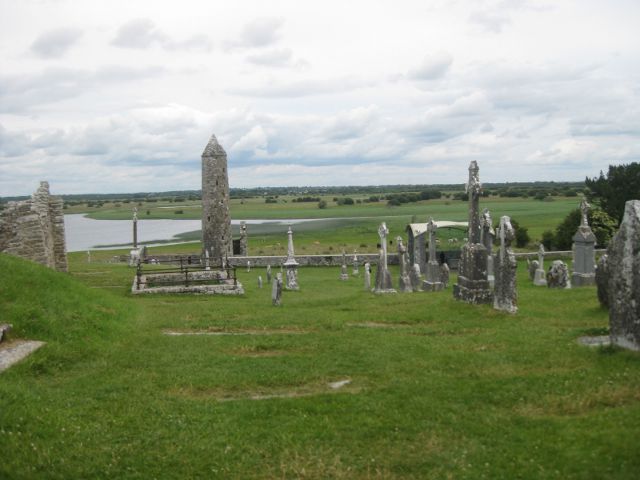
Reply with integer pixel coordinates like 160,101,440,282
0,182,67,272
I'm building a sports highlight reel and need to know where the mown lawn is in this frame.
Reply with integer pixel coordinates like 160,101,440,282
1,252,638,479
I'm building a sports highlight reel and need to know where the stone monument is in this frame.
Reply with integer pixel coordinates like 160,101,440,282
266,264,272,283
607,200,640,350
364,262,371,290
397,236,412,292
201,134,232,263
453,161,493,304
373,222,396,293
340,250,349,281
239,221,248,256
595,254,609,308
533,244,547,286
527,258,539,281
422,218,444,291
0,181,67,272
547,260,571,289
352,251,359,275
283,225,299,290
410,264,422,292
571,197,597,286
272,273,283,306
258,275,263,288
440,263,450,288
493,216,517,313
481,208,495,288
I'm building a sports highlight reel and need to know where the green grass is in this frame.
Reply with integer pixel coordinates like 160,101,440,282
1,251,639,479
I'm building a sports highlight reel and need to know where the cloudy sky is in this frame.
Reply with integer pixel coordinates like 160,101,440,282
1,0,639,195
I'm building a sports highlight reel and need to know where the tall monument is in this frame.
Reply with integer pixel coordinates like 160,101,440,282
201,134,232,262
453,161,493,304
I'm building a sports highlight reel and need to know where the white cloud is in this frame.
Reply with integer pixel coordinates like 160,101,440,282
111,18,212,51
226,17,285,50
30,27,83,58
408,52,453,80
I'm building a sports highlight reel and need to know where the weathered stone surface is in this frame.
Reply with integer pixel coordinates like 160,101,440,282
481,208,495,288
533,244,547,286
527,259,539,281
607,200,640,351
340,251,349,281
397,237,412,292
373,223,396,293
547,260,571,289
595,254,609,307
493,216,517,313
572,197,596,286
272,273,283,306
422,219,443,292
0,324,11,344
239,221,248,256
410,263,422,292
258,275,263,288
364,262,371,290
0,340,46,373
440,263,450,288
352,252,359,275
266,265,272,283
453,162,493,304
202,134,232,262
132,269,244,295
283,225,299,290
0,181,68,272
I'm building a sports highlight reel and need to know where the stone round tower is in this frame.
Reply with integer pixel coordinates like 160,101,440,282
201,134,232,262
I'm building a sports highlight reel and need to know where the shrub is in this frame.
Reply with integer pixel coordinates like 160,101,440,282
318,200,327,209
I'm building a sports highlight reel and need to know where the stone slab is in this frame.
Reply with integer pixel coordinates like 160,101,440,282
0,340,45,373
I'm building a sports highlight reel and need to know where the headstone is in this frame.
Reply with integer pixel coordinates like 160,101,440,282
266,264,272,283
258,275,263,289
239,221,248,256
440,263,450,288
272,273,283,306
364,262,371,290
201,134,232,260
547,260,571,289
86,250,91,264
352,251,359,275
595,254,609,308
533,244,547,286
0,324,11,344
246,260,251,272
481,208,495,288
493,216,517,313
607,200,640,351
422,218,444,291
527,258,539,281
397,236,413,292
373,222,396,294
129,249,140,267
453,161,493,304
571,197,597,286
340,250,349,281
283,225,299,290
410,263,422,292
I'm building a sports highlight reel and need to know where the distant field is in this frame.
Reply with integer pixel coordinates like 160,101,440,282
75,196,579,254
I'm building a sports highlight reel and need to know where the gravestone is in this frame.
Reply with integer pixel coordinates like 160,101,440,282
481,208,495,288
527,258,539,281
595,254,609,308
364,262,371,290
493,216,517,313
86,251,91,264
547,260,571,289
266,265,272,283
571,197,597,286
352,252,359,275
453,161,493,304
410,263,422,292
607,200,640,351
246,260,251,272
373,222,396,293
258,275,263,288
239,221,248,256
440,263,450,289
272,273,283,306
397,237,413,292
340,251,349,281
533,244,547,286
283,225,299,290
422,218,444,291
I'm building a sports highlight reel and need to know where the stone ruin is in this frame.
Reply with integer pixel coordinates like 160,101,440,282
571,197,596,286
493,215,517,313
607,200,640,351
0,181,67,272
453,161,492,304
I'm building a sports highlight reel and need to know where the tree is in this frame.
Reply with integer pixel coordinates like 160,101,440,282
509,218,530,248
318,200,327,209
585,162,640,222
553,207,618,250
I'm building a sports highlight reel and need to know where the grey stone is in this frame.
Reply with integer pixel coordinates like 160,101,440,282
201,134,232,262
340,251,349,281
493,216,517,314
0,181,68,272
533,244,547,286
132,207,138,248
397,237,412,292
364,262,371,290
422,218,443,291
0,340,46,373
547,260,571,289
410,263,422,292
596,254,609,308
258,275,263,288
272,273,283,306
266,265,272,283
607,200,640,351
481,208,495,288
373,222,396,294
0,324,11,344
453,161,493,304
527,258,539,281
440,263,450,288
283,225,299,290
239,221,248,256
352,252,359,275
571,198,597,286
246,260,251,272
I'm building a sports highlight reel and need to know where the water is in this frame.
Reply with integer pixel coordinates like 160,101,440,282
63,214,320,252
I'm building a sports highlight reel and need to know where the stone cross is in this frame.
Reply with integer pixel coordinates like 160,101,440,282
397,236,412,292
580,197,591,228
427,218,437,262
465,160,482,244
533,244,547,286
378,222,389,270
537,244,545,268
423,218,444,291
480,208,494,254
352,251,359,275
283,225,299,290
286,224,296,261
493,215,517,313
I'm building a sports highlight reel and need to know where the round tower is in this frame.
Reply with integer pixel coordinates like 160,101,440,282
201,134,232,262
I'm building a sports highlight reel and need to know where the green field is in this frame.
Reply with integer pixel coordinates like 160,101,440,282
1,250,639,479
78,196,580,255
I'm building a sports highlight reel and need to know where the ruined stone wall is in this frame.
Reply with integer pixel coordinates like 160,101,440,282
0,181,68,272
